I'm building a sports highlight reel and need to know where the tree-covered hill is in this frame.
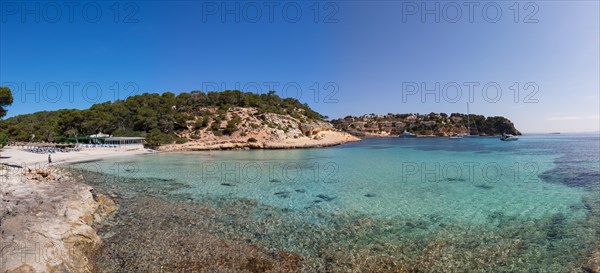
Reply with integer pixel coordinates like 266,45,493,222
0,86,14,148
0,90,326,145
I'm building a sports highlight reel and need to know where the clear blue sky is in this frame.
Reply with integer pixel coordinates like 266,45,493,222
1,1,598,133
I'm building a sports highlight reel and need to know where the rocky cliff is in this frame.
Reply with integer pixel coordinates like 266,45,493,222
331,113,521,137
158,107,359,151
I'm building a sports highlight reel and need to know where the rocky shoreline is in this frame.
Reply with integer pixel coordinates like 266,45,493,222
0,147,148,273
0,167,115,273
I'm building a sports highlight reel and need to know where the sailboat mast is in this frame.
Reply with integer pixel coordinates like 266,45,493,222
467,102,471,136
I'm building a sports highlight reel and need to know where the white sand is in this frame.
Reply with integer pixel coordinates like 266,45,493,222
1,147,151,167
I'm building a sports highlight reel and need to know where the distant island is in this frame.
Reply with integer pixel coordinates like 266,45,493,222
331,113,521,137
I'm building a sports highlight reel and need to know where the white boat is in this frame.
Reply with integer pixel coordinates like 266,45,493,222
400,131,417,138
500,134,519,141
449,136,463,139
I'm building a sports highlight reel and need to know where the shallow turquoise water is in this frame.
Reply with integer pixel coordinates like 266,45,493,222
77,134,597,225
73,133,600,271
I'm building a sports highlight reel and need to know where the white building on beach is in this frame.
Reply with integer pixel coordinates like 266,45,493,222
103,137,145,147
74,133,145,148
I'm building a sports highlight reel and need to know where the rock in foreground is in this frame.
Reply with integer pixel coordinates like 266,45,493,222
0,167,115,273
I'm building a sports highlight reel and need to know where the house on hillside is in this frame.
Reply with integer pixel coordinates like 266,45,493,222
363,122,379,132
451,116,463,123
350,122,367,130
379,121,396,132
421,120,436,127
405,115,418,123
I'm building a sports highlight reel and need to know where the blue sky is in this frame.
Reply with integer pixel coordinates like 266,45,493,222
1,1,598,133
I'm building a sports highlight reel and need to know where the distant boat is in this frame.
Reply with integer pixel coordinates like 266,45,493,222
500,134,519,141
465,102,480,137
400,131,417,138
451,103,473,139
551,132,561,134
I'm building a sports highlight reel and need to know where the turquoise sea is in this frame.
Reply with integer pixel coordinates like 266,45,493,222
72,134,600,272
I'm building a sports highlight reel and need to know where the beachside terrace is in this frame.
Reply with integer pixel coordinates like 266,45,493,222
67,136,145,148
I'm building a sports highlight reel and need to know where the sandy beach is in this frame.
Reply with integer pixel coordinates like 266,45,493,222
1,147,150,167
0,147,149,273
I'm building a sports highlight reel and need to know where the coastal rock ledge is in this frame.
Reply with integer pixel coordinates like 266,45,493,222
1,167,115,273
582,241,600,273
157,108,360,152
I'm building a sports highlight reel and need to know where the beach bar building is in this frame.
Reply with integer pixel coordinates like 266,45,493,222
68,133,145,148
103,137,145,147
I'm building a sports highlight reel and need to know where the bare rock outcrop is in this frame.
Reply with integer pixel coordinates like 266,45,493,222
157,107,359,151
1,168,116,273
582,241,600,273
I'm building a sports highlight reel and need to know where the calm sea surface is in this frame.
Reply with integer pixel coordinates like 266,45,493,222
72,134,600,272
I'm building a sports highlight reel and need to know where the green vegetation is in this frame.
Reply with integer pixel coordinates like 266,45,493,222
145,128,176,147
0,87,13,118
193,117,208,130
333,112,521,136
0,133,7,149
0,87,13,148
175,138,189,144
0,90,326,145
224,115,242,135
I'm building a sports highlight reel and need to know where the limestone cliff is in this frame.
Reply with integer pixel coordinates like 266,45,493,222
157,107,359,151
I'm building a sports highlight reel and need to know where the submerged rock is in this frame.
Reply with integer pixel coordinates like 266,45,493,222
274,191,290,198
404,220,429,230
487,211,505,221
582,241,600,273
446,177,466,182
539,165,600,188
475,184,494,190
316,194,336,202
